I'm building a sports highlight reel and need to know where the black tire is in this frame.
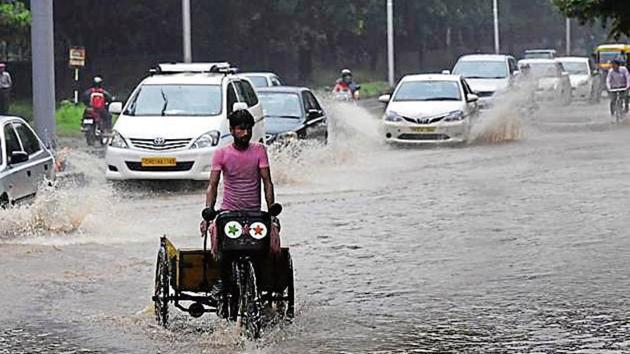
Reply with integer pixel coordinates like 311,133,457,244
286,253,295,319
236,260,262,339
154,246,170,328
0,194,9,209
85,126,95,146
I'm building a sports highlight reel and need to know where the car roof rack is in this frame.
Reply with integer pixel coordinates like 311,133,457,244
149,62,239,76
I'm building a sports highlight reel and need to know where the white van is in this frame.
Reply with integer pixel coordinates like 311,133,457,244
105,63,265,181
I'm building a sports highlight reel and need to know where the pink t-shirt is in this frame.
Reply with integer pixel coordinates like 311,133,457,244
211,143,270,211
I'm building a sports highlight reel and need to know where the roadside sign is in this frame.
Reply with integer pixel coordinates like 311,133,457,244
69,47,86,67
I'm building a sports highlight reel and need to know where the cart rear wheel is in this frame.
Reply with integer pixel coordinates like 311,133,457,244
154,246,170,327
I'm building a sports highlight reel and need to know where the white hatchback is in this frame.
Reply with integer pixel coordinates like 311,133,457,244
105,63,265,181
380,74,479,144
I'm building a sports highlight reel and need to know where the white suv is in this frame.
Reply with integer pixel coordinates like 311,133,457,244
106,63,265,181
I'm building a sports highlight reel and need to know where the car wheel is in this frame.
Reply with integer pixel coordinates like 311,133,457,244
0,193,10,209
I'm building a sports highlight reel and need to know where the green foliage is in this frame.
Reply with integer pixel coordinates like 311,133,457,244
55,101,84,136
360,81,390,98
0,1,31,43
554,0,630,38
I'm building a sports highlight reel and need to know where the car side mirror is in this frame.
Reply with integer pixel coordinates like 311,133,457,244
307,109,322,119
109,101,123,114
467,94,479,102
378,94,391,103
10,151,28,164
233,102,248,112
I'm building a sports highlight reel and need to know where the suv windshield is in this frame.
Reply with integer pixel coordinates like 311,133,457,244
559,62,589,75
258,92,302,119
453,60,508,79
124,84,222,116
393,81,461,102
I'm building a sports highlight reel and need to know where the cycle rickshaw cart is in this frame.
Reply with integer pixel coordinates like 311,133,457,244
152,205,294,338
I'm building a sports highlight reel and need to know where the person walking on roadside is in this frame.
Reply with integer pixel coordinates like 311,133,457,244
0,63,13,115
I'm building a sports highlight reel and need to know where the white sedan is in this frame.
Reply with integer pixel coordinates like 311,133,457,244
518,59,572,105
556,57,601,103
379,74,479,144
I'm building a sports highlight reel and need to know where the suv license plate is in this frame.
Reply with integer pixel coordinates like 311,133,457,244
141,157,177,167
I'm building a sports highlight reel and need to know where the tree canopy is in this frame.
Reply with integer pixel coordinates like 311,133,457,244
0,0,31,44
554,0,630,38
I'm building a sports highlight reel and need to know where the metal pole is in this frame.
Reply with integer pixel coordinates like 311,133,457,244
182,0,192,63
31,0,56,148
565,18,571,55
493,0,500,54
387,0,394,87
73,68,79,104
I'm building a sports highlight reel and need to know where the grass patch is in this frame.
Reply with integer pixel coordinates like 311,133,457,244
56,101,85,137
359,81,390,98
6,99,84,137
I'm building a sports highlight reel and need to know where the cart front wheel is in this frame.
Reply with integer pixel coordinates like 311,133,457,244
154,246,170,327
235,260,262,339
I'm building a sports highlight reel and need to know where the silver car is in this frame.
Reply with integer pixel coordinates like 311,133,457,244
0,116,55,207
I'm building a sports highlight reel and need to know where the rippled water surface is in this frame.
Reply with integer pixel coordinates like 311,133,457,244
1,99,630,353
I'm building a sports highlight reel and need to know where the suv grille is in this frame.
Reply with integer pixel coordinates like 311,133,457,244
125,161,194,172
129,138,192,151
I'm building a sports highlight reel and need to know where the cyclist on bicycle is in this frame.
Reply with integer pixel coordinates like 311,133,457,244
605,58,630,115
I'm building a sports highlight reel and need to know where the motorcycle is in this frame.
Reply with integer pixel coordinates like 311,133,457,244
332,84,361,103
81,107,110,146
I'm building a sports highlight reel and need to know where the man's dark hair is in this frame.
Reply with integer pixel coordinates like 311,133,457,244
228,109,255,128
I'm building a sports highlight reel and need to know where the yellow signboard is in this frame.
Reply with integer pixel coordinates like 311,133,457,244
69,47,86,67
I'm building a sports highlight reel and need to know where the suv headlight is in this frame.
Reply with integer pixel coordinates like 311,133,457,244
109,130,129,149
444,110,465,122
277,131,298,141
384,111,403,122
191,130,221,149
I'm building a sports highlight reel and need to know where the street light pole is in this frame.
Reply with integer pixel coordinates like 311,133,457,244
565,18,571,55
493,0,500,54
31,0,56,148
182,0,192,63
387,0,394,87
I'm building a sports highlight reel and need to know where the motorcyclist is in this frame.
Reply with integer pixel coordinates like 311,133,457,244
333,68,360,100
81,76,113,131
605,58,630,115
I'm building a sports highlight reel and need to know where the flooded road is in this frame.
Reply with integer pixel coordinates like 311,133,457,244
1,100,630,353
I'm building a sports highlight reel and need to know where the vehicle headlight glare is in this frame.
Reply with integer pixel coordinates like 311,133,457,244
191,130,221,149
277,131,298,141
444,110,465,122
109,130,129,149
385,111,403,122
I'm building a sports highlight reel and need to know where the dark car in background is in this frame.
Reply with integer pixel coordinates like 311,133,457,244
257,87,328,144
0,116,55,207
